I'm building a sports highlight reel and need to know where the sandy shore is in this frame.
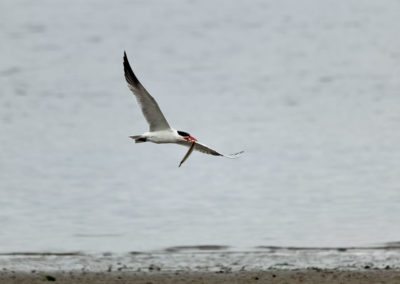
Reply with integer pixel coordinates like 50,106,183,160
1,269,400,284
1,247,400,283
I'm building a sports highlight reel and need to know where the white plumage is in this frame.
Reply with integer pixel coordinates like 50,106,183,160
123,52,243,166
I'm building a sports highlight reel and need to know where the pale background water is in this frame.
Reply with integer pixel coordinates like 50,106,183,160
1,0,400,253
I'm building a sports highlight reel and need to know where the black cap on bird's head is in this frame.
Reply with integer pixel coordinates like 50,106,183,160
177,130,197,142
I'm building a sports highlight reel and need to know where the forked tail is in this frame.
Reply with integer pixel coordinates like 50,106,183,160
129,135,147,143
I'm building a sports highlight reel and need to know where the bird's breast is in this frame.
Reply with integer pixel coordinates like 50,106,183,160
145,130,178,144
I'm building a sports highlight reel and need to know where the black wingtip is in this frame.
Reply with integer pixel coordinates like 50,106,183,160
229,150,244,158
123,51,140,87
123,51,129,69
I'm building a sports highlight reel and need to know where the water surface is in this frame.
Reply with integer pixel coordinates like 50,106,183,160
1,0,400,253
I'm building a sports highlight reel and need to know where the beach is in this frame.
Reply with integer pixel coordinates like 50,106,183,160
1,247,400,283
2,269,400,284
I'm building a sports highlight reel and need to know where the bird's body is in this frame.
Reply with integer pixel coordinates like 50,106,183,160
123,51,243,166
132,129,185,144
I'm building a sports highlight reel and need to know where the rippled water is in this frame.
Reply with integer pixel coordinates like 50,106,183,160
1,0,400,253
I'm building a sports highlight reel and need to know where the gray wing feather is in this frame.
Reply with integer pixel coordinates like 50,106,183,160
178,141,244,158
123,52,171,131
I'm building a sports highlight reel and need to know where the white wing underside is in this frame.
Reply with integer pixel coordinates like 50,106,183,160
123,52,170,131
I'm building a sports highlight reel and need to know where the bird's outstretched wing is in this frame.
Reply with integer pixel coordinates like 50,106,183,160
123,52,171,131
192,142,244,158
178,141,243,166
179,142,196,167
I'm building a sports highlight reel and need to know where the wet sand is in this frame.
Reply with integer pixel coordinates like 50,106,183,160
1,269,400,284
1,247,400,283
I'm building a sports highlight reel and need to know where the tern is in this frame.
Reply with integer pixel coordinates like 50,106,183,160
123,52,243,167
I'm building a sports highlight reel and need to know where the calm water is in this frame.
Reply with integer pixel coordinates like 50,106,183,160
1,0,400,253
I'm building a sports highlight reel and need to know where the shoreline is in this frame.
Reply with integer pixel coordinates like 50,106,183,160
1,248,400,283
1,247,400,271
2,269,400,284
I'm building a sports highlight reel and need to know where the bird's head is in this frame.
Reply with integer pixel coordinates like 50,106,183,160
177,130,197,142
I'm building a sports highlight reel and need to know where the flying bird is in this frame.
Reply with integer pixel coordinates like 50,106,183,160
123,51,243,167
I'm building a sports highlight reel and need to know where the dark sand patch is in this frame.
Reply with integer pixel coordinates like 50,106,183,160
1,270,400,284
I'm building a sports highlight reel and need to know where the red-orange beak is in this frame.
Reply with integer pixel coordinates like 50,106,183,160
185,135,197,142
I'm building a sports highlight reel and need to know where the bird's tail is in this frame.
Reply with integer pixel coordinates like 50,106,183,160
129,135,147,143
